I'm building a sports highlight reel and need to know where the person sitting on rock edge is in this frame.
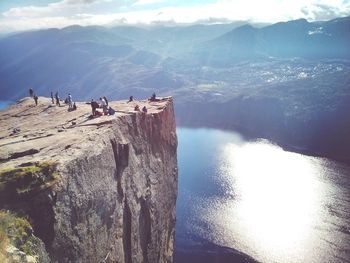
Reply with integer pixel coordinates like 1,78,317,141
134,105,140,111
29,88,34,98
108,106,115,115
142,106,147,113
128,96,134,103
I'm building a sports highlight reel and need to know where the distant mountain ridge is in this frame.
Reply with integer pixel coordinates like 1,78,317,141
0,22,249,100
196,16,350,65
1,16,349,100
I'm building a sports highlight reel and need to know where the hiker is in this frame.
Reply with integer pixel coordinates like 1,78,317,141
150,92,156,102
103,96,109,106
91,99,99,116
68,93,73,110
33,94,38,106
29,88,34,97
55,92,60,106
142,106,147,113
108,106,116,115
50,92,54,104
72,102,77,111
100,97,108,115
134,105,140,111
128,96,134,103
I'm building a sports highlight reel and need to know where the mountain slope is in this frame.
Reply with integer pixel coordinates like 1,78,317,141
195,16,350,65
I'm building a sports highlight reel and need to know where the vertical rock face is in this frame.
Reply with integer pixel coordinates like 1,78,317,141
0,97,178,263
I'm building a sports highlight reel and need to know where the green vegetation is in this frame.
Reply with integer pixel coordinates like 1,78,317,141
0,210,37,260
0,161,59,202
0,162,57,261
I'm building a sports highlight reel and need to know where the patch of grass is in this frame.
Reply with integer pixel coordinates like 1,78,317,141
0,223,8,262
21,235,39,256
0,210,36,259
0,161,59,202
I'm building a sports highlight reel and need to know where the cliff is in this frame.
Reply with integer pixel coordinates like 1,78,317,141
0,97,178,263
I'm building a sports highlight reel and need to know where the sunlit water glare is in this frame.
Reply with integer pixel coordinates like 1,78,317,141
175,128,350,263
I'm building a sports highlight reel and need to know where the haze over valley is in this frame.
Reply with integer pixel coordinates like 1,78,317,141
1,16,350,158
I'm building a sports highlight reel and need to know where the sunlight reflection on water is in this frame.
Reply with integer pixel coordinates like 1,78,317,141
176,128,350,263
215,141,321,262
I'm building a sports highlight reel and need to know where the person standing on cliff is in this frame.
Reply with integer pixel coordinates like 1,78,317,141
33,94,38,106
68,93,73,110
50,92,54,104
100,97,108,115
29,88,34,97
103,96,108,107
55,92,60,106
150,92,156,101
91,99,99,116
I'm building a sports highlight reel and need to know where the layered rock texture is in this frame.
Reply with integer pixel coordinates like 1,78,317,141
0,97,178,263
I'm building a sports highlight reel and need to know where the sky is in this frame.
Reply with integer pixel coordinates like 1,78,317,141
0,0,349,32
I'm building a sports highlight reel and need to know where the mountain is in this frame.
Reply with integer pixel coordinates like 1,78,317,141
0,22,244,100
0,27,167,100
196,16,350,65
1,17,349,100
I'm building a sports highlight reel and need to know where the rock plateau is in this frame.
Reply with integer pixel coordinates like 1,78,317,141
0,96,178,263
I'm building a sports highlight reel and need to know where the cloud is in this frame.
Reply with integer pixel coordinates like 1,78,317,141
301,2,350,20
0,0,349,32
65,0,106,5
2,0,121,18
133,0,165,6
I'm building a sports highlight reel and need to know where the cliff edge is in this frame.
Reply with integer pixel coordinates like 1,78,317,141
0,97,178,263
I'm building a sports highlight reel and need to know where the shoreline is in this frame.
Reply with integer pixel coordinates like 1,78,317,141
176,124,350,164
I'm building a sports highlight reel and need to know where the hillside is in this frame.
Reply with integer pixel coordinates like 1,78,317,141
196,16,350,65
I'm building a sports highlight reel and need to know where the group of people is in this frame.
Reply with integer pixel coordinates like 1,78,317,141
90,96,115,116
50,91,60,106
29,88,77,111
50,91,76,110
90,93,157,117
133,104,148,113
29,88,159,117
127,95,149,113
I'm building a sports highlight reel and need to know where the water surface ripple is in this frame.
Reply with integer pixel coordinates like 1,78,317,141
175,128,350,263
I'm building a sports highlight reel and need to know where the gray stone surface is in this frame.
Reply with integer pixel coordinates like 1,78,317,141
0,97,178,263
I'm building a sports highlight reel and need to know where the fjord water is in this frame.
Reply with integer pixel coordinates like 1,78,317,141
175,128,350,263
0,100,12,110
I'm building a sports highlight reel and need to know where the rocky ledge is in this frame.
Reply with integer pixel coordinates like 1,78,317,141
0,97,178,263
